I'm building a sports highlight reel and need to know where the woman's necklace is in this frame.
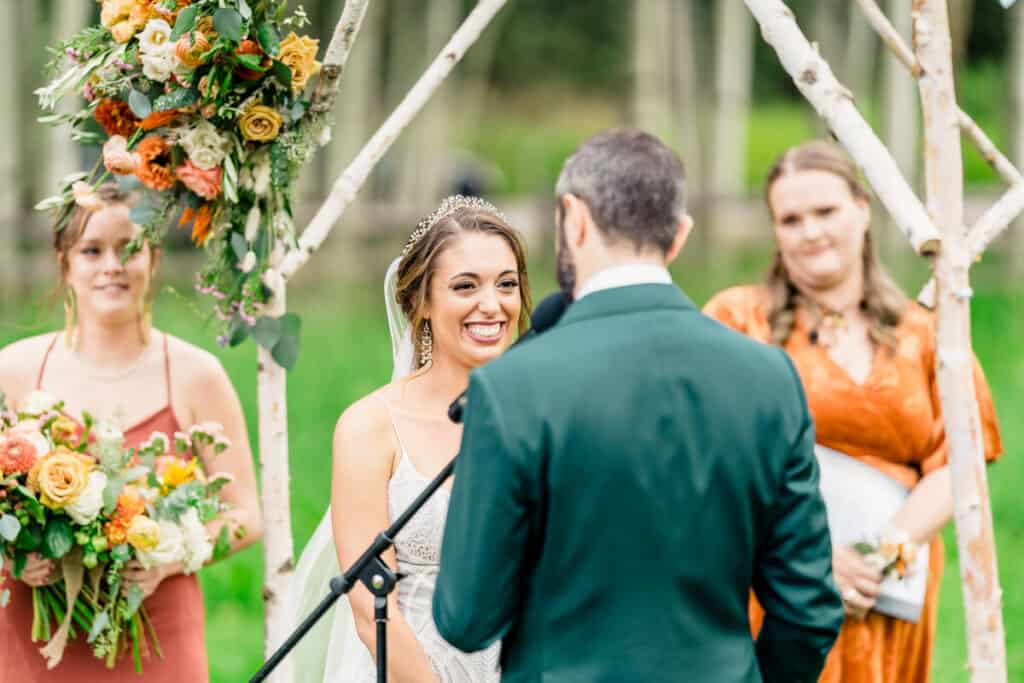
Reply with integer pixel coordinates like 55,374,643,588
806,299,854,348
70,344,150,382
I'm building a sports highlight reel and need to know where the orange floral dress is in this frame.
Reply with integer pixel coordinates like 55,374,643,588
704,285,1003,683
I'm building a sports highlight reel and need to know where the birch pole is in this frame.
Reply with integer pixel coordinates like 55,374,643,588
915,1,1006,679
257,2,371,676
741,0,940,254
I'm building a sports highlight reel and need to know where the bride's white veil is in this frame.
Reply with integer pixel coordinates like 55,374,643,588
289,257,415,682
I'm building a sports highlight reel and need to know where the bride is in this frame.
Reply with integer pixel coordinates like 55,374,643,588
290,196,532,682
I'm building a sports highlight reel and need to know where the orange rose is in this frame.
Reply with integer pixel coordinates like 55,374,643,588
27,447,94,509
234,40,270,80
176,31,211,69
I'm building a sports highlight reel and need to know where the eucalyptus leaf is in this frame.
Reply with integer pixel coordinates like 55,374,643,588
252,315,283,350
43,517,74,559
111,544,132,563
213,8,244,42
256,22,280,57
231,232,248,262
124,584,144,618
170,4,200,41
15,524,41,552
128,203,155,225
0,514,21,542
236,53,265,70
213,526,232,562
87,610,110,643
103,475,125,515
271,317,301,370
228,314,251,347
127,90,152,119
152,88,198,112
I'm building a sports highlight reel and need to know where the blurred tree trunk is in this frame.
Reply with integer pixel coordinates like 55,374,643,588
881,0,919,256
673,0,704,228
843,1,879,108
387,0,458,208
0,0,19,293
47,1,91,186
631,0,675,145
17,1,46,230
949,0,975,66
1010,0,1024,274
708,0,753,245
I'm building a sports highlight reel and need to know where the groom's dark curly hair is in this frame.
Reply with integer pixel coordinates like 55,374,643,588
555,128,686,256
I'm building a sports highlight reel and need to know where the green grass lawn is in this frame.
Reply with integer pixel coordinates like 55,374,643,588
1,254,1021,681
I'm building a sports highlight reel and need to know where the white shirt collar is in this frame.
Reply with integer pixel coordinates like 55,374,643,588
575,263,673,300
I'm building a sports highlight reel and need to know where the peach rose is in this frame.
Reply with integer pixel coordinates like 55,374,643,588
176,160,222,200
238,104,283,142
27,447,94,510
71,182,105,212
176,31,211,68
103,135,140,176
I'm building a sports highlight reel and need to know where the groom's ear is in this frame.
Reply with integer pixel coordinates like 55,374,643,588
664,214,693,265
562,194,592,249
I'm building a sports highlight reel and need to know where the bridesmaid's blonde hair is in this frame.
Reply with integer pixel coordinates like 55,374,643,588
762,141,906,347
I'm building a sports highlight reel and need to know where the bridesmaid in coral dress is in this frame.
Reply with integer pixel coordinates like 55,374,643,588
0,183,263,681
704,141,1003,683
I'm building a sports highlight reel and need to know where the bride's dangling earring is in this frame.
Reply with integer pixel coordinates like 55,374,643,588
419,320,433,367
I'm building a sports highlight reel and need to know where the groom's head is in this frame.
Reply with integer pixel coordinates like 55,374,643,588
554,128,692,297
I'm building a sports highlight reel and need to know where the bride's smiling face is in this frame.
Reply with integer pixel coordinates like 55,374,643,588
425,231,522,370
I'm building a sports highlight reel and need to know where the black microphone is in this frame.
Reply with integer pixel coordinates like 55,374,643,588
448,292,570,423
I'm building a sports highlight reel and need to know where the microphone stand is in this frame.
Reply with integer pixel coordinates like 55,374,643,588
249,398,467,683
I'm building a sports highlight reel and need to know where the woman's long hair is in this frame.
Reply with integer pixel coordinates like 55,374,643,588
763,141,906,347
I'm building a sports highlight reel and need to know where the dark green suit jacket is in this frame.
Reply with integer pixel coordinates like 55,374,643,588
433,284,844,682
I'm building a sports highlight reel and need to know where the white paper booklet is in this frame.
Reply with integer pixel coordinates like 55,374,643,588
814,444,929,623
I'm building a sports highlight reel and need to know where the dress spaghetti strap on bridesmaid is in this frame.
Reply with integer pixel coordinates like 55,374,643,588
1,333,210,681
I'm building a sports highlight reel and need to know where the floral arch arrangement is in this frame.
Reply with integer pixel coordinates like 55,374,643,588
36,0,332,369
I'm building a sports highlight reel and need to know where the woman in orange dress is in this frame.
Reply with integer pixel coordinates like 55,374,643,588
704,140,1003,683
0,184,263,681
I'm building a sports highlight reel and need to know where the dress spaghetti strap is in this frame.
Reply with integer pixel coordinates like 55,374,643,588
162,332,173,407
35,333,60,389
373,394,409,456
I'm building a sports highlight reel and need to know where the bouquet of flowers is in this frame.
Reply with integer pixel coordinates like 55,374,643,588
0,390,235,671
35,0,329,367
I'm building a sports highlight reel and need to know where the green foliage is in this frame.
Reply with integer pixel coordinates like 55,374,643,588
42,517,74,560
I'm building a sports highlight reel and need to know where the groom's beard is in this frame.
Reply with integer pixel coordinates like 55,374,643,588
555,216,576,299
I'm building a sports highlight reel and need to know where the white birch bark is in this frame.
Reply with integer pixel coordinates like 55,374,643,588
742,0,941,254
632,0,675,143
46,0,90,186
883,0,919,188
672,0,705,230
280,0,510,279
844,0,880,104
914,2,1007,680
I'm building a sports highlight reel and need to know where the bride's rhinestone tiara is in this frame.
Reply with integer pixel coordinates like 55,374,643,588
402,195,507,257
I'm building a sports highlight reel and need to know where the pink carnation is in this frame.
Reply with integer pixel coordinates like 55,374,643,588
0,435,41,475
72,181,105,211
176,160,222,200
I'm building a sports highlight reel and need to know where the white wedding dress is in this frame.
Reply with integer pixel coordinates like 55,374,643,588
288,258,501,683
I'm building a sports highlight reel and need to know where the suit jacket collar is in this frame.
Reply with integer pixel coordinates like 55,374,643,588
557,283,696,329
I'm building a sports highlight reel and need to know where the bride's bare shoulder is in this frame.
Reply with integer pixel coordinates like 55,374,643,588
332,385,400,469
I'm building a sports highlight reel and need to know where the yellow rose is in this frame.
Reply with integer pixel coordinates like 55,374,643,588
101,0,144,43
278,32,321,93
239,104,283,142
126,515,161,552
27,447,94,510
161,457,199,490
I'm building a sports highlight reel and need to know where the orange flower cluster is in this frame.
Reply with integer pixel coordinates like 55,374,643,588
180,204,214,246
134,135,176,191
139,109,180,131
94,99,139,138
0,436,40,475
104,487,146,546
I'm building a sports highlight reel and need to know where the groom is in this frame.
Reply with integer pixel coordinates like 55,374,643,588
433,128,844,682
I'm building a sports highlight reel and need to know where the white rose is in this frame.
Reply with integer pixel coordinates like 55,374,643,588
138,20,173,56
65,471,108,525
180,509,213,574
239,251,257,273
135,519,186,569
180,121,229,170
93,421,124,447
23,390,59,415
244,206,261,242
141,52,174,82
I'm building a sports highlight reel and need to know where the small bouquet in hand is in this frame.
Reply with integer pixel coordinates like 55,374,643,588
0,390,237,671
853,527,922,580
